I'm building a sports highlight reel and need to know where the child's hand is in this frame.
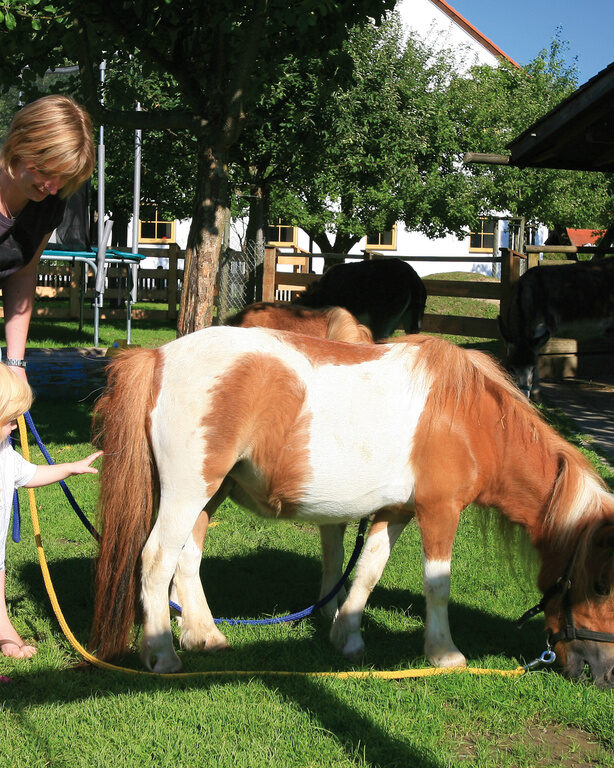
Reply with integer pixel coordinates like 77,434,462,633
71,450,104,475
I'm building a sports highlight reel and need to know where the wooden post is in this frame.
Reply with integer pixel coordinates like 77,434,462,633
167,243,179,320
499,247,521,323
69,260,82,319
262,246,277,302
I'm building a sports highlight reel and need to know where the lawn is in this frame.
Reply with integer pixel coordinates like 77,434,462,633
1,281,612,767
0,389,613,767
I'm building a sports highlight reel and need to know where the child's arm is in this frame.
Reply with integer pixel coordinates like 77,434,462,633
24,451,103,488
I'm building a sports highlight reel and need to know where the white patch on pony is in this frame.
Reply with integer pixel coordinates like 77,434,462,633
563,470,609,532
422,556,466,668
298,345,430,524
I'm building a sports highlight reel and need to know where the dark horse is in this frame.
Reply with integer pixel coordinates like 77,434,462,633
499,259,614,398
294,257,427,340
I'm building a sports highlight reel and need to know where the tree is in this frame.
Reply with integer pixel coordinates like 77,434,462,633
451,36,614,234
235,15,471,256
0,0,395,332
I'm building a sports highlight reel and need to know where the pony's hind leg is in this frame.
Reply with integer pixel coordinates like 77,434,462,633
330,513,409,658
318,523,347,620
140,494,217,673
172,485,233,654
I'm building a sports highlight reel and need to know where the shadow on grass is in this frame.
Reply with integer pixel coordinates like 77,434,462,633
7,545,552,768
17,547,546,680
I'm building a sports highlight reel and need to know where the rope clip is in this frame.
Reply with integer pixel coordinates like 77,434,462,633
522,649,557,671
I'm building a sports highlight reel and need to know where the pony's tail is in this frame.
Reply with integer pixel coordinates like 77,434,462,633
89,347,161,660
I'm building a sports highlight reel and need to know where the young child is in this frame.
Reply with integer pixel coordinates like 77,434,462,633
0,363,102,659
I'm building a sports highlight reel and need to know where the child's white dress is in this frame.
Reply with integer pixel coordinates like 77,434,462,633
0,438,37,571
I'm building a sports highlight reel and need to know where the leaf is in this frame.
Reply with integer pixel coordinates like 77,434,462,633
5,12,16,30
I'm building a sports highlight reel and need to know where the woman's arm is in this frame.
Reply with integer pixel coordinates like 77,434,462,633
2,233,52,376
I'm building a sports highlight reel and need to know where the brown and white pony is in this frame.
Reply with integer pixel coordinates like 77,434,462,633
224,301,373,344
90,328,614,685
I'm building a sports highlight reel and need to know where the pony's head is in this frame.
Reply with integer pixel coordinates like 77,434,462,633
498,314,549,399
540,518,614,688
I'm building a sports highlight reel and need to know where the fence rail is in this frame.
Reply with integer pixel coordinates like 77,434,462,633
263,246,524,340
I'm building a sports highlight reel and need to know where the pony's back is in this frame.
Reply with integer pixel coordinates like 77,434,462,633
225,302,373,343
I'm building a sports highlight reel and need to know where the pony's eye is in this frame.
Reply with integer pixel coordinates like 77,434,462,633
594,581,610,597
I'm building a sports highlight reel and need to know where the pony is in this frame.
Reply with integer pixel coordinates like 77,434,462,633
499,258,614,399
293,257,427,340
224,301,373,344
90,328,614,686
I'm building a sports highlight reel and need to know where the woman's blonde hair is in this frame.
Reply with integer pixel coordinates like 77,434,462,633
0,364,33,426
0,94,95,198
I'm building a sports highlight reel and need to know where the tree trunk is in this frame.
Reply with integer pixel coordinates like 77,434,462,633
244,183,268,303
178,143,230,336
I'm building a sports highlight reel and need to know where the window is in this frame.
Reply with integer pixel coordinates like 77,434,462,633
469,218,496,253
266,220,297,247
366,226,397,250
139,205,176,244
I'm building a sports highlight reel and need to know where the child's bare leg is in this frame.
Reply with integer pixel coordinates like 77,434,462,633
0,569,36,658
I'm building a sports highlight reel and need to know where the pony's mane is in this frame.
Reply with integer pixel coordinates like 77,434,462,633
409,335,613,545
326,307,373,344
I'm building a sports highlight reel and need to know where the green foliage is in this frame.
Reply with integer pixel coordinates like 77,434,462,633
452,34,614,231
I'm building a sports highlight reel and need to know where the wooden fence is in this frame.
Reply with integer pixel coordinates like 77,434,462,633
263,246,525,340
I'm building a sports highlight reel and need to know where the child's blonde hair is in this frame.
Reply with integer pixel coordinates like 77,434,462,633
0,363,33,425
0,94,95,198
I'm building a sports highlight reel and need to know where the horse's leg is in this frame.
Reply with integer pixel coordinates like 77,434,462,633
330,511,410,658
140,491,216,673
416,504,466,668
172,484,231,653
318,523,347,620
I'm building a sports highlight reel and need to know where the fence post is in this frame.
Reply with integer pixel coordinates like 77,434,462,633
69,260,82,319
262,246,276,302
167,243,178,320
499,247,521,323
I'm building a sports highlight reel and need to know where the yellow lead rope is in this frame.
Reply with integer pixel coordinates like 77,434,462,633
18,415,526,680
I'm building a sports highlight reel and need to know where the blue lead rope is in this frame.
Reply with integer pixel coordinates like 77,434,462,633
169,516,369,626
16,411,369,626
23,410,100,541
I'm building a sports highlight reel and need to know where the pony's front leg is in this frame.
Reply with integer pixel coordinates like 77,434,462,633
330,513,408,658
173,506,229,654
318,523,347,621
417,504,466,668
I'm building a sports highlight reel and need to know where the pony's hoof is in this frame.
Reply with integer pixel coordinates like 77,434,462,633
143,651,183,674
341,635,365,660
428,649,467,668
180,628,229,653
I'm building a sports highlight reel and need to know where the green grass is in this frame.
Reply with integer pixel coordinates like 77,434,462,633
26,313,178,349
1,398,613,768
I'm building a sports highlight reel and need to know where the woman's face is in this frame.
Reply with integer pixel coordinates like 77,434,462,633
11,159,69,201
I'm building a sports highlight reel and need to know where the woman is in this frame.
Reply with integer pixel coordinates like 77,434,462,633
0,95,95,378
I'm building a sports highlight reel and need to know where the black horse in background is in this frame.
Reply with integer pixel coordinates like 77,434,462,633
294,257,427,341
499,258,614,399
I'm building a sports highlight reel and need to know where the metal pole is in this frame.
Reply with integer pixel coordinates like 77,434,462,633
94,60,107,347
127,103,142,344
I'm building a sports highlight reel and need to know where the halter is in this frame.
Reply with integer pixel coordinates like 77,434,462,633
517,548,614,647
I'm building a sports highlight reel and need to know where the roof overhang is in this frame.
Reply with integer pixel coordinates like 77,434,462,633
505,62,614,172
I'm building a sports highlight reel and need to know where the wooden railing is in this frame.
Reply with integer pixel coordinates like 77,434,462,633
263,246,525,340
